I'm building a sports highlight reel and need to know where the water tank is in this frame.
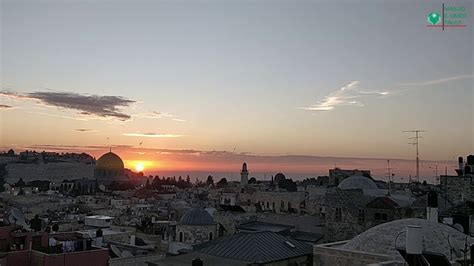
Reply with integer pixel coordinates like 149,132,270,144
406,225,422,255
459,157,464,172
427,190,438,208
467,155,474,166
465,165,472,175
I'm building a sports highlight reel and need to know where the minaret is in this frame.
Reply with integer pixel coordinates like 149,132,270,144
241,162,249,186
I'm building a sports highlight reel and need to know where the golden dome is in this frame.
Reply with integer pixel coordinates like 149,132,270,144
96,152,124,170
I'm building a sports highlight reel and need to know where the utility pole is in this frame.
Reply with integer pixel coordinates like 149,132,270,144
403,130,426,183
386,160,392,196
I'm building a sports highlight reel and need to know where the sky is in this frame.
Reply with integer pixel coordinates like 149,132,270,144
0,0,473,181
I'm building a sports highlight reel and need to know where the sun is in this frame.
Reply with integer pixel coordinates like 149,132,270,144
135,162,145,172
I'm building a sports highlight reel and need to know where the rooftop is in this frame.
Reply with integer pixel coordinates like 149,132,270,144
193,231,312,264
236,221,294,233
85,215,114,220
342,218,473,261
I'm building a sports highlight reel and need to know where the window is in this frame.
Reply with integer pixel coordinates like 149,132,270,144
209,232,213,240
375,212,388,221
179,232,183,242
358,209,365,224
266,202,269,209
272,202,275,210
335,207,342,222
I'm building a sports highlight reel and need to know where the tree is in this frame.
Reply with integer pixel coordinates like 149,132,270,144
217,178,228,187
186,175,191,184
145,179,150,189
248,177,257,184
206,175,214,186
52,224,59,232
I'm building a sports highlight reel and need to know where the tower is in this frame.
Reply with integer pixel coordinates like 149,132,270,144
241,162,249,186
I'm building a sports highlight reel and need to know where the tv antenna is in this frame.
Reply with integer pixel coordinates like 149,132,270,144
403,130,426,183
386,160,393,196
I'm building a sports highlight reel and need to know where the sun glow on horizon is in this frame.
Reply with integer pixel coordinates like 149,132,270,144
135,162,145,172
125,160,156,173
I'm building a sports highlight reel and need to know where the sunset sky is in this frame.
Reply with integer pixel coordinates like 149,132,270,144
1,0,472,180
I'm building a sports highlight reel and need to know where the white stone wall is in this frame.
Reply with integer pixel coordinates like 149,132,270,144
176,224,217,244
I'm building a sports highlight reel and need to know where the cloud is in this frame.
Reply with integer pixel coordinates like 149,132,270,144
0,90,135,120
0,104,14,109
123,132,183,138
152,111,174,118
299,81,390,111
399,74,473,86
22,144,132,152
135,111,187,122
75,129,97,132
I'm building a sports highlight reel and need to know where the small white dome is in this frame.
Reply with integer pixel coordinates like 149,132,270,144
338,175,378,190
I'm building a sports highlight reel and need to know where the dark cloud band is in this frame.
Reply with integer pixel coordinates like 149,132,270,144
1,90,134,120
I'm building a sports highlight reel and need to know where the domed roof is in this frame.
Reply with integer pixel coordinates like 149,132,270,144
342,218,472,261
96,152,124,170
179,208,215,225
338,175,378,190
274,172,286,183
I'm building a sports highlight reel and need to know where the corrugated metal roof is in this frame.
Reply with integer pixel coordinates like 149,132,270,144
193,231,312,264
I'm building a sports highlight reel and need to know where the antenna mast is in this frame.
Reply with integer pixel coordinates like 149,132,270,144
403,130,426,183
386,160,392,196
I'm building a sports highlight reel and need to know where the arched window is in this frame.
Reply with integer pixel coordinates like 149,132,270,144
209,232,213,240
179,232,183,242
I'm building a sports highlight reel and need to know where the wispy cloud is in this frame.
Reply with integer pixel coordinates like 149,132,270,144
123,132,183,138
0,90,135,120
0,104,14,109
152,111,174,118
75,129,97,132
299,81,391,111
135,111,186,122
399,74,473,86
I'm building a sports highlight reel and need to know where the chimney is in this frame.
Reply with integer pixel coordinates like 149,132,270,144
406,225,422,255
130,235,136,246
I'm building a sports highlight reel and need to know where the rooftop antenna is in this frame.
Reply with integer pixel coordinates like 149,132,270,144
403,130,426,183
386,160,392,196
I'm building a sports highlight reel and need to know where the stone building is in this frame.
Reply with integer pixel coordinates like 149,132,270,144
322,175,424,242
175,208,217,245
149,231,313,266
241,191,307,214
328,168,371,186
440,175,473,204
